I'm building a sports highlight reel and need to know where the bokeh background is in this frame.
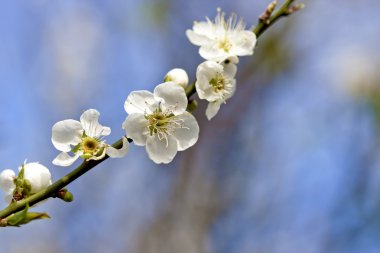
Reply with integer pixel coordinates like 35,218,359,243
1,0,380,252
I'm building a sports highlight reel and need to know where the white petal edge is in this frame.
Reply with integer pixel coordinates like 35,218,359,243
146,135,178,164
52,119,83,152
172,112,199,151
4,192,13,204
124,90,156,115
231,30,257,56
222,56,239,77
106,137,130,158
224,78,237,101
0,169,15,192
199,43,228,62
154,82,188,115
122,113,149,146
206,102,222,120
80,109,111,138
196,61,223,82
186,29,211,46
52,152,81,167
195,77,220,102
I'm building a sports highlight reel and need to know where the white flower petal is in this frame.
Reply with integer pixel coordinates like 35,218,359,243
230,30,256,56
4,192,13,204
124,90,156,115
122,113,149,146
222,56,239,77
186,29,210,45
22,162,52,193
206,102,222,120
172,112,199,151
52,119,83,152
197,61,222,80
146,135,178,164
154,82,188,115
196,77,218,101
225,79,236,100
224,55,239,64
0,169,15,193
195,76,209,100
80,109,110,138
199,44,228,61
186,21,214,45
106,137,130,158
52,152,81,167
194,21,216,36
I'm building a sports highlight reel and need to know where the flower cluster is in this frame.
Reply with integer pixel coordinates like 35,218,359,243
0,9,256,206
187,9,256,119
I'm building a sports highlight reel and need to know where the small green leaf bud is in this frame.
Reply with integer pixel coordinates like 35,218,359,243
186,100,198,112
56,189,74,202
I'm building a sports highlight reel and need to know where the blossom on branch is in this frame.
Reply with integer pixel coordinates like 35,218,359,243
52,109,129,167
164,68,189,88
123,82,199,164
0,162,52,203
186,9,257,61
196,57,238,120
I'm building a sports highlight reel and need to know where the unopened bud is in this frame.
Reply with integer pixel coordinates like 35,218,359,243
164,68,189,88
62,191,74,202
259,0,278,24
287,3,305,15
57,189,74,202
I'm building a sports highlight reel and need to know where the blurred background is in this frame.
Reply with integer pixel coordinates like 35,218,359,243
0,0,380,252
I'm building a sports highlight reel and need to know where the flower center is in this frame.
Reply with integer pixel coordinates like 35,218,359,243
145,108,186,146
72,135,104,159
81,137,99,154
210,73,227,92
209,72,233,102
218,37,232,52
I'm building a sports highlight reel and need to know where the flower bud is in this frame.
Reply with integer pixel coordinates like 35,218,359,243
0,162,52,203
57,189,74,202
164,68,189,88
21,162,52,194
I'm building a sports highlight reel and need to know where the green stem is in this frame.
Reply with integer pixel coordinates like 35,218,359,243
186,81,196,99
0,0,302,221
253,0,298,37
0,139,124,219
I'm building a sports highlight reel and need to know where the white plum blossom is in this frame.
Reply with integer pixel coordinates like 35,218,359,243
186,9,256,62
164,68,189,88
123,82,199,164
196,57,238,120
0,162,52,203
52,109,129,167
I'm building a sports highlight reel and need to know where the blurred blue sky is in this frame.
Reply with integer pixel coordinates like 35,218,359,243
1,0,380,253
